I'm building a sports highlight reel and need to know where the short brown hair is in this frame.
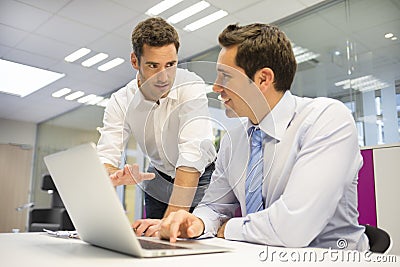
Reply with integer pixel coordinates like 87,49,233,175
218,24,297,92
131,17,180,61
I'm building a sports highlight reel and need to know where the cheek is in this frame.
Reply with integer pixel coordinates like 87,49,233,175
167,68,176,78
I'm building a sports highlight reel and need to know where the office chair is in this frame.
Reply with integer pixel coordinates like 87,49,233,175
28,174,74,232
363,224,392,254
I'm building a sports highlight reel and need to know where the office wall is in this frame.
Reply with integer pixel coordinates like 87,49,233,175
0,118,36,232
0,118,37,146
32,123,100,208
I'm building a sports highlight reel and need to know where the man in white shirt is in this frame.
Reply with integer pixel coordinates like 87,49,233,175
158,23,369,251
97,17,216,232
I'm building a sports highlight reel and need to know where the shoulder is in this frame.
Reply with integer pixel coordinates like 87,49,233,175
295,96,351,120
110,79,136,101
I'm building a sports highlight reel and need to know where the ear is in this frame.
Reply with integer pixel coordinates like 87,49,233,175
131,52,139,70
254,68,274,93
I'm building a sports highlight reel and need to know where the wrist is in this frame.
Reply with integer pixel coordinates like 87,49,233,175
217,220,229,238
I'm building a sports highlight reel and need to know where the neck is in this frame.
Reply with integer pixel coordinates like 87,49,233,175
248,90,285,125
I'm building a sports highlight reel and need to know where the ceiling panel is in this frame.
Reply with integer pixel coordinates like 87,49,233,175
234,0,306,24
208,0,264,14
0,44,12,57
0,24,29,47
110,0,164,13
3,48,59,69
15,34,74,60
58,0,140,31
16,0,71,13
0,0,343,124
35,15,105,46
0,0,52,32
88,32,131,60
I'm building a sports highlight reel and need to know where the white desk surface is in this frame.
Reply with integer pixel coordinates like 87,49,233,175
0,233,398,267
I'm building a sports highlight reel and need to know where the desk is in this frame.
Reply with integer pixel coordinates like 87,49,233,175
0,233,398,266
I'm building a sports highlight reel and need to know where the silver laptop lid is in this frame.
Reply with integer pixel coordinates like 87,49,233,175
44,143,145,257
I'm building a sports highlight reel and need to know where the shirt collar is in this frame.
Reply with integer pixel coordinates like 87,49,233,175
247,91,295,142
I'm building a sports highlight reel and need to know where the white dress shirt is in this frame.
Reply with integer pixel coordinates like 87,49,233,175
193,91,369,251
97,68,216,177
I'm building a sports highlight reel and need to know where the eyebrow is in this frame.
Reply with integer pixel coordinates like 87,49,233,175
217,67,232,75
145,60,177,65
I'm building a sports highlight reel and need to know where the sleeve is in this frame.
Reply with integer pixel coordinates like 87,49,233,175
193,134,239,235
97,90,130,168
175,77,217,174
224,101,362,247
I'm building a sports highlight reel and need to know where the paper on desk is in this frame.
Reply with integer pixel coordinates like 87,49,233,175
194,232,215,239
43,229,79,239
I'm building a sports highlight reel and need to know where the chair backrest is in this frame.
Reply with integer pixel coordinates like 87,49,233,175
364,224,392,254
42,174,65,208
357,149,377,226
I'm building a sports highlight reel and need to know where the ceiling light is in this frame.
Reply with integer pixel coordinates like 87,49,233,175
87,96,104,105
97,98,110,107
77,94,97,103
384,33,394,39
65,91,85,100
52,88,71,98
391,36,397,41
335,75,389,92
291,44,319,64
97,58,125,71
81,53,108,67
145,0,183,16
183,10,228,31
0,59,65,97
292,45,308,56
296,51,320,64
64,48,91,62
167,1,210,24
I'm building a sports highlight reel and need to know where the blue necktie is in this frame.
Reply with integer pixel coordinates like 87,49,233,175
245,127,265,214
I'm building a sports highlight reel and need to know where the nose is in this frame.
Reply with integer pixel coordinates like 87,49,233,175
212,82,223,93
157,68,168,83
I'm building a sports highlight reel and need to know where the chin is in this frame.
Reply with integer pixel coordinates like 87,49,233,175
225,108,239,118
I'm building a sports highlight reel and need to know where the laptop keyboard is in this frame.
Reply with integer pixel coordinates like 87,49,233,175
139,239,188,250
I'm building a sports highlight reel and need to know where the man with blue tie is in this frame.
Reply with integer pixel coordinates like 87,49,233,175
158,23,369,251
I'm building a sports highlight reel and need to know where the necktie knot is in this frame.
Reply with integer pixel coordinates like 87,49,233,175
250,127,264,148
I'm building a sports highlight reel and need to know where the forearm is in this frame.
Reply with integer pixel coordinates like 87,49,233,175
164,167,200,217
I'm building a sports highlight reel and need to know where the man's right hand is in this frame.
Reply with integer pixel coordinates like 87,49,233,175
105,163,155,186
159,210,205,243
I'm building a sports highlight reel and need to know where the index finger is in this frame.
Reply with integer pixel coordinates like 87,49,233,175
167,211,190,242
159,213,178,241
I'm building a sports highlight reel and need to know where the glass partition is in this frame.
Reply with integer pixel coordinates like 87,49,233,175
185,0,400,146
31,0,400,226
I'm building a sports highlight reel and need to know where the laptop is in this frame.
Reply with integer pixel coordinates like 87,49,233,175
44,142,230,258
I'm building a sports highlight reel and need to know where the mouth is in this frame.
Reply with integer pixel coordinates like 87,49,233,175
154,84,170,91
218,94,231,105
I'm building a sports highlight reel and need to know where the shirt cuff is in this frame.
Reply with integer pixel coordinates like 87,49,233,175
193,206,219,236
176,139,216,175
224,217,245,241
99,157,115,166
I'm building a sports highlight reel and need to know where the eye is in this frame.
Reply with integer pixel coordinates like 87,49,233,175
148,64,157,69
221,73,231,83
166,62,176,68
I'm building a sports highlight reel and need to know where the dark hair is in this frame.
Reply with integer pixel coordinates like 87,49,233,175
218,23,297,92
131,17,180,62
